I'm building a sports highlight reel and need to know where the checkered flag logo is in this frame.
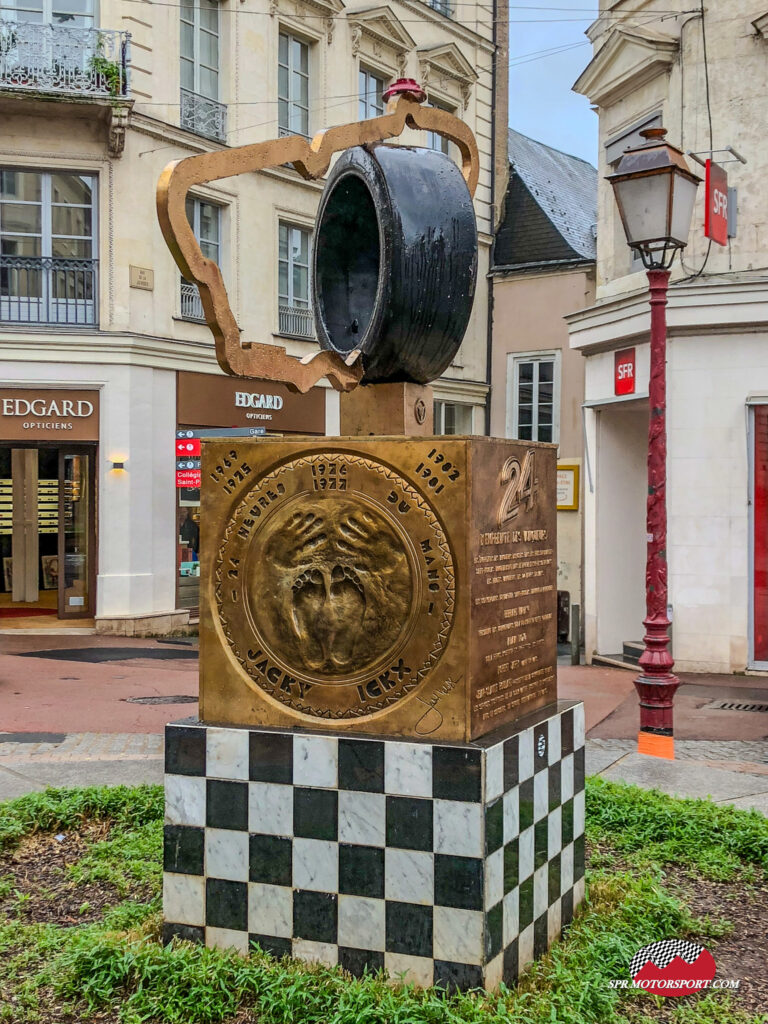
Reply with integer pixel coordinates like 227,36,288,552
630,940,705,978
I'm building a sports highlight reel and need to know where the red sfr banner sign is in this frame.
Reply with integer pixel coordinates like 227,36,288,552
705,159,728,246
615,348,636,396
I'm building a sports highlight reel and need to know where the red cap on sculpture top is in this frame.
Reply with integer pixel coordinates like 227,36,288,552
383,78,427,104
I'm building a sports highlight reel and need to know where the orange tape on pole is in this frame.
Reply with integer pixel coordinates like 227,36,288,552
637,732,675,760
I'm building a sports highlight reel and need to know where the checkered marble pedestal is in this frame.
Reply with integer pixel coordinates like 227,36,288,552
163,700,585,990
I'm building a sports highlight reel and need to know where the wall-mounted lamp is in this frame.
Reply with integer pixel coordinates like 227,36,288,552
110,461,126,472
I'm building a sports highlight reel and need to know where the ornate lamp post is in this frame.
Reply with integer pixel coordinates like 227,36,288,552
607,128,701,760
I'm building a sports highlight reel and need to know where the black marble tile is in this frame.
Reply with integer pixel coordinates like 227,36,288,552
163,825,204,875
339,844,384,899
249,732,293,784
249,834,292,887
503,734,519,791
561,888,574,930
206,779,248,831
548,761,561,812
205,878,247,931
502,938,518,986
385,901,432,957
518,875,534,930
433,960,484,992
432,746,481,802
339,947,385,978
250,933,291,958
574,746,585,794
293,889,338,944
548,853,561,904
574,834,585,881
339,739,384,793
386,796,433,851
503,839,519,893
560,709,574,757
162,922,204,945
519,777,534,832
534,911,548,958
165,725,206,777
434,855,483,910
561,798,574,846
485,797,503,856
533,722,548,773
485,900,502,961
293,787,338,841
534,819,548,871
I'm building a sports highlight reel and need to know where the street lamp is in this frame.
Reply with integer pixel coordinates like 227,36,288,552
607,127,701,760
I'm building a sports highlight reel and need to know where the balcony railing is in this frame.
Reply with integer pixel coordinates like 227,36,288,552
180,278,205,322
180,88,227,142
279,303,314,339
0,256,98,326
0,22,130,97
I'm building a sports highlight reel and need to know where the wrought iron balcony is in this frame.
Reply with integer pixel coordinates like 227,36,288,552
279,303,314,339
180,278,205,322
0,256,98,326
0,22,130,97
180,88,227,142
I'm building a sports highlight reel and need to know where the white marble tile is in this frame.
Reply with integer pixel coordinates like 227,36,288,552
433,907,484,965
560,843,574,896
385,952,434,987
384,741,432,797
560,755,574,803
547,900,561,945
165,775,206,827
293,735,338,788
293,938,338,965
338,790,386,847
205,828,249,882
574,789,585,836
385,848,433,904
547,716,561,766
485,952,503,990
338,894,386,951
163,873,205,926
249,782,293,836
518,923,535,973
502,887,519,946
533,771,548,823
485,848,503,911
206,926,249,954
206,727,249,781
533,865,548,918
574,876,585,907
518,826,534,882
574,704,585,749
519,730,534,782
433,799,483,857
292,838,338,892
503,787,519,844
248,882,292,938
548,807,562,861
485,743,503,803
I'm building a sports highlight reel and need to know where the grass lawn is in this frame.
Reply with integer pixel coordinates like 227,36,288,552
0,779,766,1024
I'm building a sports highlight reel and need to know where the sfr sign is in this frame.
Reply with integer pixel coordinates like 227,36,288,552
705,160,728,246
615,348,635,396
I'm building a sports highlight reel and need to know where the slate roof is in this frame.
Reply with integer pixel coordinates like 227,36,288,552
494,128,598,269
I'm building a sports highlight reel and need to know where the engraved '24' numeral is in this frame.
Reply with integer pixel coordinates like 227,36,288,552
498,450,536,526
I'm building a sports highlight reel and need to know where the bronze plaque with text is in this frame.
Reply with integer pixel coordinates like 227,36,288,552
200,436,557,741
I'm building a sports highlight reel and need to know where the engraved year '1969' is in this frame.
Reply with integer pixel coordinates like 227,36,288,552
414,448,461,495
209,449,252,494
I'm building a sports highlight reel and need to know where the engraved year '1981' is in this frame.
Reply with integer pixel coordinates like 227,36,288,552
414,448,461,494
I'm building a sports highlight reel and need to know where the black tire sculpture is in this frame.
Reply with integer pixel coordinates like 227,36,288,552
312,144,478,385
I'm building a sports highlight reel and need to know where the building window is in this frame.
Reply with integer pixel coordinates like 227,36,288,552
435,400,473,435
426,98,453,155
359,67,385,119
278,221,313,338
0,0,94,25
427,0,452,17
278,32,309,138
180,0,226,141
181,196,220,321
509,354,559,444
0,169,97,326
